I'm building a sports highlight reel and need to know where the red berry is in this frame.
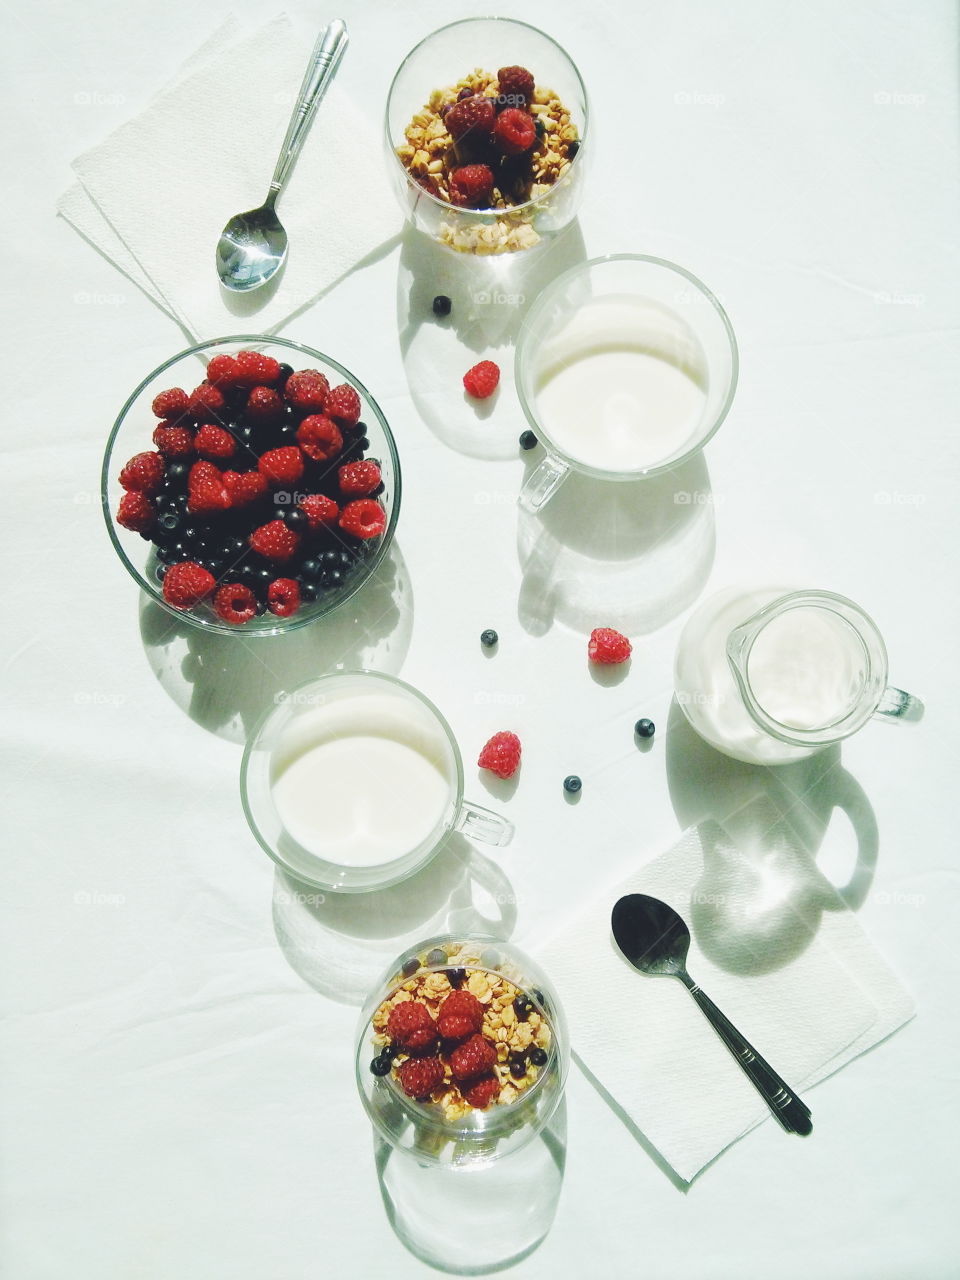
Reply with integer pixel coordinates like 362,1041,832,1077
437,990,484,1041
267,577,301,618
296,414,343,462
151,388,189,420
338,460,381,497
284,369,330,411
206,353,241,387
496,65,535,109
397,1056,444,1100
246,386,283,420
222,469,267,506
463,360,500,399
162,561,215,610
187,460,232,514
194,423,236,461
446,93,496,142
152,423,195,458
491,107,536,156
339,499,386,540
464,1074,501,1109
213,582,257,625
249,519,300,562
187,383,226,420
449,1033,497,1082
449,163,495,208
116,491,155,533
324,383,361,426
119,450,165,494
298,493,339,531
387,1001,438,1052
587,627,632,664
477,731,521,779
258,446,305,487
235,350,281,387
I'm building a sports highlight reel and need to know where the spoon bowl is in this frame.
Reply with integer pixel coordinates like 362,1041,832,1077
216,205,287,292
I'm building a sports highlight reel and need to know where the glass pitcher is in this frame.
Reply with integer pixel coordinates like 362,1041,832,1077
674,587,923,765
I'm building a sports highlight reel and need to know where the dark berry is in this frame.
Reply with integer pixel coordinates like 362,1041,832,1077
300,581,319,602
369,1055,392,1077
480,629,498,648
276,362,294,388
457,86,474,101
401,957,420,978
563,775,582,794
284,507,309,531
165,460,189,486
432,294,452,317
567,140,580,159
529,1047,548,1067
323,549,339,565
381,1042,401,1062
157,510,182,533
300,558,322,580
446,967,467,989
426,947,447,967
531,988,546,1010
635,719,656,739
154,562,168,582
519,430,538,450
327,569,343,588
513,995,534,1021
534,118,546,139
508,1053,527,1080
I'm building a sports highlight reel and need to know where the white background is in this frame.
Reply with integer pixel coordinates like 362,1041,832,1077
2,0,958,1276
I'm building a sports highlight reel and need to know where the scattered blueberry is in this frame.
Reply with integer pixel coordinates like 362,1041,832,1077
508,1053,527,1079
284,507,309,531
277,362,294,388
480,629,498,648
635,719,656,739
369,1054,392,1077
567,140,580,159
432,294,452,317
519,430,538,450
563,775,582,794
426,947,447,967
513,995,534,1021
531,988,546,1011
534,118,546,139
529,1047,548,1067
446,967,467,989
401,957,420,977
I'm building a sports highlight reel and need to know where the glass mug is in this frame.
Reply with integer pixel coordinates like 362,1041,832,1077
515,254,738,512
241,671,513,892
675,587,924,766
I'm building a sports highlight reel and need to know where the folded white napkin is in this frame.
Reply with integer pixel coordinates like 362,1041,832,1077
540,820,914,1183
59,14,399,339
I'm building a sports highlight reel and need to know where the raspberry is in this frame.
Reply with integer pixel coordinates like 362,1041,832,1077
463,360,500,399
446,93,495,142
258,446,305,486
449,1033,497,1082
187,460,232,515
162,561,215,610
339,499,386,540
324,383,361,426
588,627,632,664
213,582,257,625
235,350,281,387
246,386,283,420
267,577,301,618
296,414,343,462
116,491,155,533
222,469,268,506
338,460,381,497
464,1074,501,1109
119,450,165,494
298,493,339,531
387,1001,438,1052
437,990,484,1041
187,383,225,420
249,519,300,562
206,353,241,387
195,424,236,461
151,388,189,421
478,731,521,779
496,65,535,109
152,423,195,458
449,163,495,208
284,369,329,411
492,107,536,156
398,1056,444,1100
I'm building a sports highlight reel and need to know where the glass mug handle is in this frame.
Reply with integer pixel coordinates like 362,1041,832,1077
456,800,514,848
518,453,570,513
875,686,925,723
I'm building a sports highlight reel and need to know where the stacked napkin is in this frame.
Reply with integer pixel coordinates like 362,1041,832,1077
540,820,914,1183
58,15,399,338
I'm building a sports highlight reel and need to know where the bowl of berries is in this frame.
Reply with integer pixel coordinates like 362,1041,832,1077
385,17,588,255
356,935,568,1168
102,336,400,635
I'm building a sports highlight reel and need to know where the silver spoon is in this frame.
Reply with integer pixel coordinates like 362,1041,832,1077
611,893,812,1135
216,19,349,292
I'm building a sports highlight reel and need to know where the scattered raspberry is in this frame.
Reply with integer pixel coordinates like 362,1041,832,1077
249,519,300,562
492,107,536,156
588,627,632,664
206,354,241,387
151,388,189,421
464,1074,501,1109
119,451,165,494
463,360,500,399
387,1000,438,1052
246,386,283,420
284,369,329,411
194,424,236,461
446,93,496,141
339,499,386,540
338,460,382,497
478,731,521,779
116,491,155,533
267,577,301,618
324,383,361,426
449,1033,497,1082
187,460,232,515
397,1056,444,1100
296,414,343,462
152,423,195,458
496,65,535,109
258,446,305,486
223,469,268,506
235,350,281,387
187,383,225,420
298,493,340,531
437,990,484,1041
162,561,215,610
449,163,495,208
213,582,257,625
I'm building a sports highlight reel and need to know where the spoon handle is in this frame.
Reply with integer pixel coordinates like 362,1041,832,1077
682,977,812,1135
267,19,350,204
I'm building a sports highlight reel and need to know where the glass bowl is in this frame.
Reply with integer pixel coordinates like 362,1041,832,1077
102,335,401,637
385,17,588,255
356,934,569,1168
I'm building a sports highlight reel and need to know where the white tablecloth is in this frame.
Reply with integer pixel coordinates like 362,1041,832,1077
3,1,958,1276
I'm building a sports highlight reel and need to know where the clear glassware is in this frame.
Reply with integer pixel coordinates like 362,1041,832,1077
102,335,401,637
384,17,588,255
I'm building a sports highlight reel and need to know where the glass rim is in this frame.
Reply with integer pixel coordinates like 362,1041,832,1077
514,252,740,480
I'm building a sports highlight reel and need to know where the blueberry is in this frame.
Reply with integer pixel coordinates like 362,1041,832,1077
635,718,656,739
508,1053,527,1079
154,562,168,582
480,629,498,648
529,1047,548,1067
300,581,319,602
165,461,189,487
534,118,546,138
382,1042,401,1062
519,430,538,450
300,558,321,580
531,988,546,1011
327,569,343,588
338,550,353,567
285,507,308,532
426,947,447,967
446,967,467,989
513,995,534,1021
157,511,182,533
277,362,293,388
432,294,452,317
567,140,580,159
369,1055,392,1077
206,558,226,576
401,957,420,978
323,549,339,565
563,775,582,794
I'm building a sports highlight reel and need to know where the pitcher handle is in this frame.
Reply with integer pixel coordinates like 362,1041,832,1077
518,453,569,513
456,800,514,848
875,685,924,723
